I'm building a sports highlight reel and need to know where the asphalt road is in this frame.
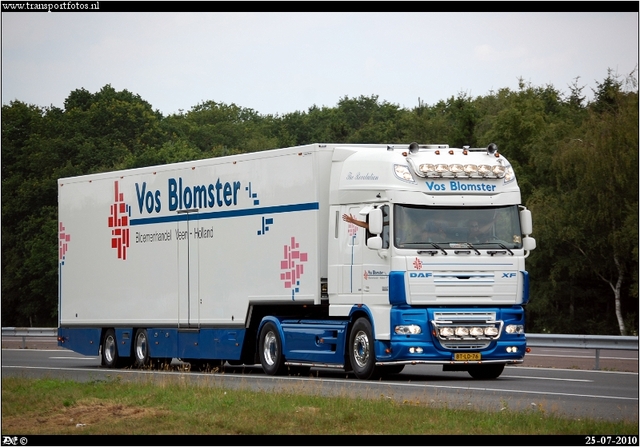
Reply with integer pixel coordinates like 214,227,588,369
3,335,637,372
2,338,638,423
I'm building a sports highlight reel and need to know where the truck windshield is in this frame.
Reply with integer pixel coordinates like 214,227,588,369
393,204,523,249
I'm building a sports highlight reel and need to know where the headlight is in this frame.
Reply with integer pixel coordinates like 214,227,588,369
454,327,469,337
435,164,449,174
394,165,415,183
478,164,493,176
504,165,515,183
469,327,484,337
463,164,478,175
395,324,422,335
505,324,524,334
492,165,506,178
419,163,435,175
449,164,464,175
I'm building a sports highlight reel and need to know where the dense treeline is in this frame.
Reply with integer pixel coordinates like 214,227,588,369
2,70,638,335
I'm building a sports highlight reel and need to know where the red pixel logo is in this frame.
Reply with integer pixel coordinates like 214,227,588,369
59,222,70,263
108,181,131,260
413,257,423,270
280,237,308,300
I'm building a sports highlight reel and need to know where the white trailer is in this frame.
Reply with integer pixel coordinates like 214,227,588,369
58,142,535,379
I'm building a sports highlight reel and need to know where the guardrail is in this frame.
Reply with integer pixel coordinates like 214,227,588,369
526,333,638,370
2,328,638,370
1,327,57,349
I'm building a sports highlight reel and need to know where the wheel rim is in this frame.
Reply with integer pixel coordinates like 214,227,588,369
135,331,147,362
352,330,370,368
104,335,116,364
263,331,278,366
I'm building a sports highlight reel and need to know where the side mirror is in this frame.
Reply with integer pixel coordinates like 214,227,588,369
523,236,536,251
520,209,533,235
368,208,383,235
367,236,383,250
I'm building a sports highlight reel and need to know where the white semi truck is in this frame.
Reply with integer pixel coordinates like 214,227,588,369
57,142,535,379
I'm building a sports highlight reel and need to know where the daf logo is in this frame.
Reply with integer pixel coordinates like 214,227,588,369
409,272,432,278
502,273,517,278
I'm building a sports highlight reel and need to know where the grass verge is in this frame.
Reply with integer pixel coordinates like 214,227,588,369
1,376,638,435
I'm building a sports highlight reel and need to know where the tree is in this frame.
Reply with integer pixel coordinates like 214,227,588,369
529,71,638,335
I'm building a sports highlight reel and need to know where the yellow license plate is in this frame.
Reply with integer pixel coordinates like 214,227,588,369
454,352,481,361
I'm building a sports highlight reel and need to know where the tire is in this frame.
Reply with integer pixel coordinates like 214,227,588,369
468,364,505,379
101,329,121,368
258,322,286,376
133,329,151,368
349,318,378,380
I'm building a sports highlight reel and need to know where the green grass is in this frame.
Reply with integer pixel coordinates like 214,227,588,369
1,377,637,435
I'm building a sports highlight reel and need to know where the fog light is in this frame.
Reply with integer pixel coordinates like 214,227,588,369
409,347,423,354
484,327,499,336
506,346,519,353
439,327,454,337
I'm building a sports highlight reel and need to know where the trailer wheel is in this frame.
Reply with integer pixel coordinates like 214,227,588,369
259,322,285,375
349,318,378,380
133,329,151,368
101,329,120,368
468,364,505,379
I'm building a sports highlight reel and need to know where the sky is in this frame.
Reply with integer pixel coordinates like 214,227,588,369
2,9,638,117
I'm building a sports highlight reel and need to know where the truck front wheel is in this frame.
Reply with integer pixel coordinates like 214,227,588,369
259,322,286,375
349,318,378,380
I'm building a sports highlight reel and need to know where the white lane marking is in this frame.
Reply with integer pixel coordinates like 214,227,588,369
526,353,638,361
49,356,98,360
501,375,592,382
511,366,638,375
3,365,636,401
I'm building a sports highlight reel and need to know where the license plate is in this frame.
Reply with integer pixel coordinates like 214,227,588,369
454,352,481,361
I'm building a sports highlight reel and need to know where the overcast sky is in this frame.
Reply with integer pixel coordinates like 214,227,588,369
2,10,638,116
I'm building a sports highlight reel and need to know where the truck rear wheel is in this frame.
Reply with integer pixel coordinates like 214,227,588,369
133,329,151,368
468,364,505,379
102,329,121,368
349,318,378,380
259,322,286,375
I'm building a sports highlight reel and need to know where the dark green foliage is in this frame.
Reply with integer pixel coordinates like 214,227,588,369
2,73,637,334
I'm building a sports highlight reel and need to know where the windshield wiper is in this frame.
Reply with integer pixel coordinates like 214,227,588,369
416,242,448,256
486,242,514,256
463,243,481,256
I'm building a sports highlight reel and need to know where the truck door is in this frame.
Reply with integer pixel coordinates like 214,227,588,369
340,205,363,303
362,205,390,300
177,210,200,327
